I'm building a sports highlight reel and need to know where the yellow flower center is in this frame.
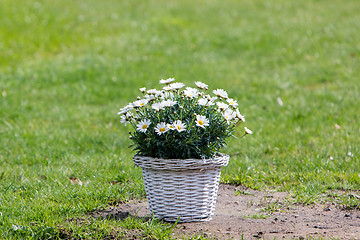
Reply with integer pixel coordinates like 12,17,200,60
160,127,165,132
140,103,145,106
177,125,181,130
142,124,148,129
198,120,204,125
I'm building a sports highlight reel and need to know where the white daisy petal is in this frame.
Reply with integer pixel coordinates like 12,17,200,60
235,109,246,122
244,127,253,135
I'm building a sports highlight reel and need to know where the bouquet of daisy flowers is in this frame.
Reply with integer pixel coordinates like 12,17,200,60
118,78,252,159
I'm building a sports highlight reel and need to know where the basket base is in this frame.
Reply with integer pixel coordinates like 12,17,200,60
142,168,221,223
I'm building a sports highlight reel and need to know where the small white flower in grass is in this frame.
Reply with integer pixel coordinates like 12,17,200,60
216,102,229,110
132,99,149,108
136,119,151,133
195,115,209,129
348,152,353,157
244,127,253,135
213,89,228,99
161,100,177,107
235,109,246,122
183,87,199,99
169,82,185,89
195,81,208,89
159,78,175,84
139,87,146,93
151,102,164,112
226,98,238,107
155,122,169,135
223,109,236,123
173,120,186,132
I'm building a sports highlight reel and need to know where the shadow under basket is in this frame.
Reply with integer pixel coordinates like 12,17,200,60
133,154,229,223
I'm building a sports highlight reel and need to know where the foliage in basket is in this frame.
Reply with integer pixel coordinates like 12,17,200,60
118,78,252,159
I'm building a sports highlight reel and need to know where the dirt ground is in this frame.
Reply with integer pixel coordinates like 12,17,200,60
95,184,360,239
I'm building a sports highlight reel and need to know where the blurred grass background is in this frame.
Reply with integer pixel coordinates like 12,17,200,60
0,0,359,238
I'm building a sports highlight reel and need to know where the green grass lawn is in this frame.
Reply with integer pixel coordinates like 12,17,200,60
1,0,359,238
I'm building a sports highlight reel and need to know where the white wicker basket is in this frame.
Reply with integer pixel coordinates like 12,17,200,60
133,154,229,222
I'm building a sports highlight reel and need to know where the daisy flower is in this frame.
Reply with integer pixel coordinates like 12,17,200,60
160,91,175,100
235,109,246,122
213,89,229,99
132,99,149,108
120,115,128,125
159,78,175,84
198,98,208,106
167,123,176,131
147,89,161,95
151,102,164,112
169,82,185,90
163,85,173,91
161,100,177,107
139,87,146,93
216,102,229,110
117,104,133,115
195,81,208,89
195,115,209,129
183,87,199,99
223,109,236,123
136,119,151,133
244,127,253,135
204,95,217,106
120,112,133,126
154,122,169,135
144,94,156,101
173,120,187,132
226,98,238,107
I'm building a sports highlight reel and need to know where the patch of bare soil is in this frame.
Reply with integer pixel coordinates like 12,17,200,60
94,184,360,239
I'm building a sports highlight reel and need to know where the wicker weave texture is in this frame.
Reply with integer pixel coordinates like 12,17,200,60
134,154,229,222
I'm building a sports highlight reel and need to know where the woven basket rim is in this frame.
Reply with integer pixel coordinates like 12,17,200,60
133,153,229,171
